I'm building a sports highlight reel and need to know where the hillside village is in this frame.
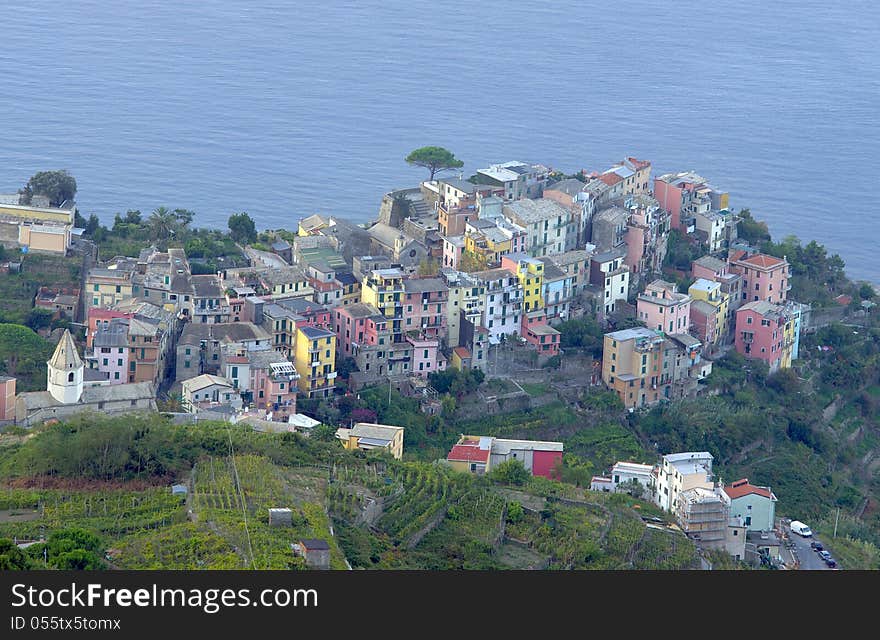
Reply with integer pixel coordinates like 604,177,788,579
0,157,876,569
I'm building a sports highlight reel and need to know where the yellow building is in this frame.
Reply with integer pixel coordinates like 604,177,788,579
260,267,313,300
0,201,74,255
688,278,730,343
361,267,406,342
294,326,337,398
442,271,484,348
501,254,544,313
86,267,137,309
335,422,404,460
602,327,666,409
297,214,330,237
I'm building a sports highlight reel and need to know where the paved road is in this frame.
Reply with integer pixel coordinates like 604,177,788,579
785,525,839,570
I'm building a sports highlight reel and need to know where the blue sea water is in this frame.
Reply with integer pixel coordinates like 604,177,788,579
1,0,877,281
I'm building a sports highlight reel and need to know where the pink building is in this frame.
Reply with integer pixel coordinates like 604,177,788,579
443,235,465,269
691,255,729,282
333,302,386,357
637,280,692,334
734,301,796,372
521,310,560,357
250,358,298,420
407,333,446,377
728,250,791,305
86,307,130,349
690,300,721,346
228,297,246,322
403,277,448,339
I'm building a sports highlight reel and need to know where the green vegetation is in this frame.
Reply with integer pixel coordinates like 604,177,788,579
81,206,247,268
404,146,464,181
556,316,604,358
0,324,53,392
227,212,257,244
19,170,77,207
0,253,82,326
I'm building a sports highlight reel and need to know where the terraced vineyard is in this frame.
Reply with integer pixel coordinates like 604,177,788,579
191,454,346,569
0,488,185,541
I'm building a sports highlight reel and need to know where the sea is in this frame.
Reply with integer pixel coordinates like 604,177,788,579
1,0,877,282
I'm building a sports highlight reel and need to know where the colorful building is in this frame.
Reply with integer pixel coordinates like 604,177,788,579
602,327,666,409
402,277,448,339
441,269,484,348
446,435,563,479
723,478,777,532
406,332,446,377
522,311,561,357
294,326,337,398
653,171,728,231
734,300,798,373
361,267,407,344
637,279,692,335
501,253,544,314
688,278,730,346
335,422,404,459
728,250,791,305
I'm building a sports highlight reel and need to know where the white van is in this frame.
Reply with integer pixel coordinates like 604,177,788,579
790,520,813,537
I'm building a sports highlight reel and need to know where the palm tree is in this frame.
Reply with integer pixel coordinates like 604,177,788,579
147,206,177,242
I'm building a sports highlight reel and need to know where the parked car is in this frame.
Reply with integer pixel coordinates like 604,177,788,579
810,541,824,551
818,550,837,567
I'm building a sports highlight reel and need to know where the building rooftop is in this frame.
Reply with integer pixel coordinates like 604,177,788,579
739,300,785,317
349,422,404,442
299,326,335,340
612,461,654,474
49,329,83,370
491,437,563,455
403,277,447,294
529,324,560,336
689,278,721,294
735,253,786,269
182,374,234,393
179,322,270,346
545,178,586,197
191,275,223,298
591,247,627,263
503,198,568,225
723,478,777,501
447,442,490,464
606,327,660,342
340,302,384,320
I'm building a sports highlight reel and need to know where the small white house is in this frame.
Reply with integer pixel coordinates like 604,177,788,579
181,374,242,413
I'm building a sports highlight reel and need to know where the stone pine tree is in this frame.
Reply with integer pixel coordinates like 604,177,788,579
19,170,77,207
405,146,464,181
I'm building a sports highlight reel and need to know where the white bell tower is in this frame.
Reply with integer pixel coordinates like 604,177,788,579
47,329,84,404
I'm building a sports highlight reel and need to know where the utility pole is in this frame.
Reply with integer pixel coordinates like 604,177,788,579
833,507,840,538
388,376,392,408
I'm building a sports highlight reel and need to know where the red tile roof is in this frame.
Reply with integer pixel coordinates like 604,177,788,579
739,254,785,269
453,346,471,360
835,294,853,306
447,443,489,463
723,478,774,500
598,172,623,186
627,157,651,170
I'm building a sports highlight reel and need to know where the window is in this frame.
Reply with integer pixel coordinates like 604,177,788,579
114,372,120,380
68,372,74,382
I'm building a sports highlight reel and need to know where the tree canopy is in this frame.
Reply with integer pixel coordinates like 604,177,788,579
228,212,257,244
405,146,464,181
20,170,77,207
